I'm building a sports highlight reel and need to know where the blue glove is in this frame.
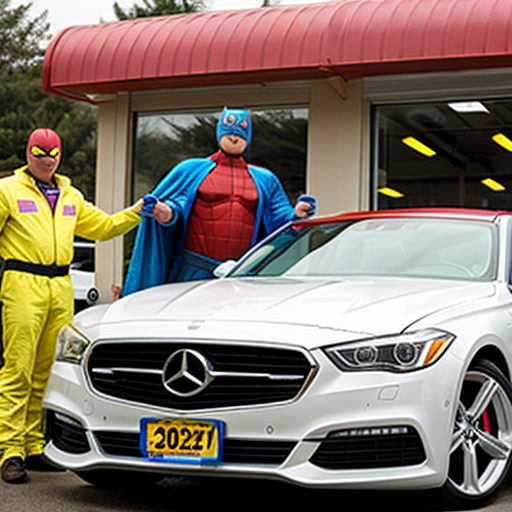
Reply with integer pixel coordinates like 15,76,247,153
140,194,158,217
298,194,316,217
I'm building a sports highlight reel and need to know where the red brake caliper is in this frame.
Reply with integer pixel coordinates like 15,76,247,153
483,410,491,433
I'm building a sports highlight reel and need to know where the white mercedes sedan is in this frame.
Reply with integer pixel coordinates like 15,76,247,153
44,208,512,509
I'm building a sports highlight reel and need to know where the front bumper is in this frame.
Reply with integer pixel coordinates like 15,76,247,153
43,349,462,490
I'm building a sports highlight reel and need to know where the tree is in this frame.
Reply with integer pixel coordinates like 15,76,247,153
113,0,204,20
0,0,98,199
0,0,49,73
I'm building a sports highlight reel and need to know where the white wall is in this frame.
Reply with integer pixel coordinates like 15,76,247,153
95,93,132,303
308,79,366,215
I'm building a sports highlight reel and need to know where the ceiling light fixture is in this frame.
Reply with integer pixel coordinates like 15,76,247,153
448,101,489,113
492,133,512,153
481,178,506,192
378,187,404,198
401,136,436,157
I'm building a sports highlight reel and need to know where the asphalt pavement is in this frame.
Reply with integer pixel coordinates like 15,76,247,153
1,469,512,512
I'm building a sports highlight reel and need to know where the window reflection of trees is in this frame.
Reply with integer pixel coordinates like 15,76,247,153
126,107,309,275
132,108,308,203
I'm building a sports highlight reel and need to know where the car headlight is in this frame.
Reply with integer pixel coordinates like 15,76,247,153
325,329,455,373
56,324,90,364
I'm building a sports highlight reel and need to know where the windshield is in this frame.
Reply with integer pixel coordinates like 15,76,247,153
231,217,498,281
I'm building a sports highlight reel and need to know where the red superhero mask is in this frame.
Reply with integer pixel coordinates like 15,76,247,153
27,129,61,162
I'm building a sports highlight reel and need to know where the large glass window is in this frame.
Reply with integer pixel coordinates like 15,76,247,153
125,106,309,273
132,106,308,203
375,100,512,210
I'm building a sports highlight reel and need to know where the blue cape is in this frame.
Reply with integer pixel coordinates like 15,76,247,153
123,157,297,295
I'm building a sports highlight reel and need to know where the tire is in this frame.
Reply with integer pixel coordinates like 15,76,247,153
74,469,164,489
86,287,100,305
441,359,512,509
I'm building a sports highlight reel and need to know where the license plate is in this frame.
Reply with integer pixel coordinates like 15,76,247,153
140,418,224,464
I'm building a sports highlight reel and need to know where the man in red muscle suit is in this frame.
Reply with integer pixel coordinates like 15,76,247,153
124,108,316,293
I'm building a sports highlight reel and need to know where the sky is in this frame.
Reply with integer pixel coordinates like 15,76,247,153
16,0,333,36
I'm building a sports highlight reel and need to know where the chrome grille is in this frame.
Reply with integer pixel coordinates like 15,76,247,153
86,341,315,410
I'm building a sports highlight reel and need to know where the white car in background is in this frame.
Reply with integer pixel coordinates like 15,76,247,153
44,209,512,509
70,240,99,311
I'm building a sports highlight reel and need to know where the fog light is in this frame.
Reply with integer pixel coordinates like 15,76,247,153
328,426,410,438
54,411,83,428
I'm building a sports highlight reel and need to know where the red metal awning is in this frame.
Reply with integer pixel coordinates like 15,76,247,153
43,0,512,103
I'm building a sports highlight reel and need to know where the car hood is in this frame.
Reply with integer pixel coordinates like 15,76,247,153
98,276,496,337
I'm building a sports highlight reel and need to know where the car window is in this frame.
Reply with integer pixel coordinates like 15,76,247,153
71,241,95,272
232,218,497,281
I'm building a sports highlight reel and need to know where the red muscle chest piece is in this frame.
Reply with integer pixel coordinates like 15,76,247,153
184,151,258,261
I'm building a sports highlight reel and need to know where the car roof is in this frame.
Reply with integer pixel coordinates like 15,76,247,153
297,208,512,226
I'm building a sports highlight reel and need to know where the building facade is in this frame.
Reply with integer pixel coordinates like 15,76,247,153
43,0,512,300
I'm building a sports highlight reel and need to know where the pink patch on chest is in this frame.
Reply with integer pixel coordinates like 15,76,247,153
62,205,76,216
17,199,38,213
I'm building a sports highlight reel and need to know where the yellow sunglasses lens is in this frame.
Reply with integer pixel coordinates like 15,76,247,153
30,146,47,157
30,146,60,159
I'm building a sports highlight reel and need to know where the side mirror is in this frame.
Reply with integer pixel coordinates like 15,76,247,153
213,260,237,278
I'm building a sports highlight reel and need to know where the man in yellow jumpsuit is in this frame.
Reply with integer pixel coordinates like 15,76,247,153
0,128,149,483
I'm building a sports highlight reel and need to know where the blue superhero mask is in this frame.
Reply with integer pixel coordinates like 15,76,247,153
216,108,252,148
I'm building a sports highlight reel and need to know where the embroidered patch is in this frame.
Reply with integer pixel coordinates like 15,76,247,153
62,204,76,216
17,199,38,213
